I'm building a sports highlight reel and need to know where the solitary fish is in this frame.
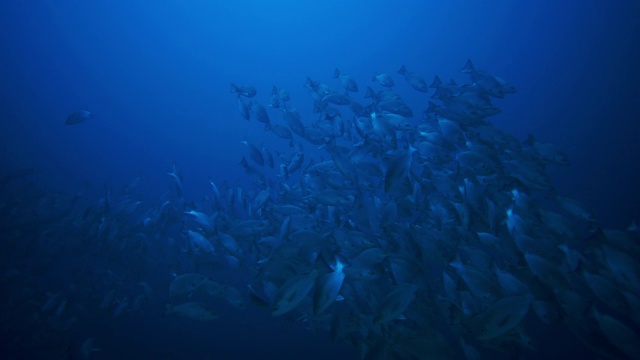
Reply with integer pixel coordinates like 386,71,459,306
65,110,92,125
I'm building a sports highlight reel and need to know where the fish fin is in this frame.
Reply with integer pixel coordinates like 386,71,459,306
365,86,375,98
460,59,475,73
430,75,442,88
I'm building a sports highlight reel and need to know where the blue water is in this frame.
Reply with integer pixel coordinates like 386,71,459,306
1,1,639,359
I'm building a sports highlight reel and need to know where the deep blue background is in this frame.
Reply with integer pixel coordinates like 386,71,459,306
1,1,639,358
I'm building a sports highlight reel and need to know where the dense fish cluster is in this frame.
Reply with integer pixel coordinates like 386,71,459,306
2,61,639,359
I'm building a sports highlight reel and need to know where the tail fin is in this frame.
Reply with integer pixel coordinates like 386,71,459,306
365,86,376,99
460,59,475,73
430,75,442,88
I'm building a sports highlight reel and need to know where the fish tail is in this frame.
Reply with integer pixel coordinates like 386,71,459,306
460,59,475,73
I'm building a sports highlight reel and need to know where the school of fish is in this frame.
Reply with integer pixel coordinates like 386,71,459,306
2,60,639,359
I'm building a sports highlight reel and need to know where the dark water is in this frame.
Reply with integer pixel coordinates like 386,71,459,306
1,1,639,359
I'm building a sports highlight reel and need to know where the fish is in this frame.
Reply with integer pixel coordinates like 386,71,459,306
524,134,570,166
247,284,271,308
372,73,394,88
333,68,358,92
41,292,62,313
241,140,265,167
384,148,414,194
223,286,247,310
65,110,92,125
460,59,516,98
287,150,304,175
169,273,208,298
112,296,129,317
397,65,428,92
228,219,268,238
80,338,101,359
313,260,346,315
187,230,216,254
322,93,352,105
591,307,640,358
230,83,257,98
184,210,215,233
272,270,319,316
532,300,561,325
282,108,305,137
261,146,274,168
166,163,183,195
556,196,595,223
373,284,418,326
237,98,251,120
253,102,271,130
474,294,532,340
450,256,500,301
199,279,225,297
270,86,291,109
165,302,218,321
270,124,294,143
218,232,243,258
